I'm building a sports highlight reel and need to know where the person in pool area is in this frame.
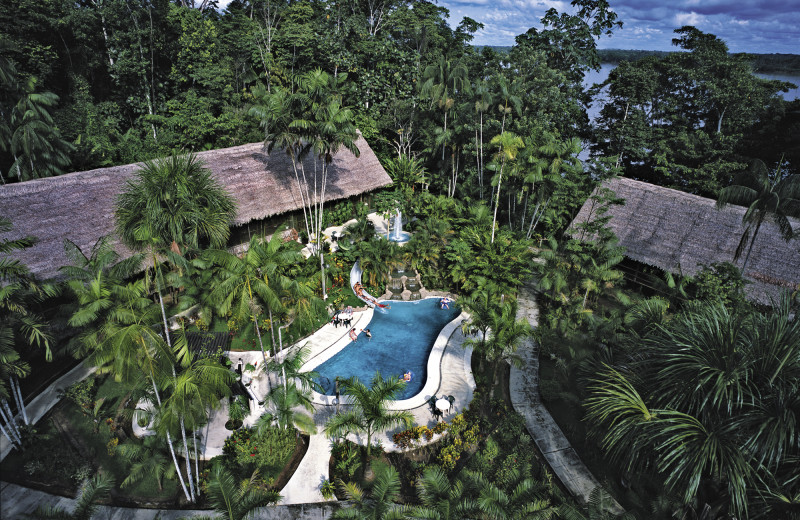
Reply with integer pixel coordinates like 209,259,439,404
402,371,412,382
349,327,358,342
363,328,372,340
439,297,451,309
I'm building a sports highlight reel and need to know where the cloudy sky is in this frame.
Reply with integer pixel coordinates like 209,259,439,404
436,0,800,53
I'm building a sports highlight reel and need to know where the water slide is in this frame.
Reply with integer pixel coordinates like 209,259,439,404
350,260,389,313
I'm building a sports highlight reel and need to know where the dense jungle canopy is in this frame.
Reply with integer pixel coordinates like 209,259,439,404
1,0,797,202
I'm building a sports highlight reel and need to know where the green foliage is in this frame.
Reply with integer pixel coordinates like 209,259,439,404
60,378,97,415
691,262,749,310
222,426,297,481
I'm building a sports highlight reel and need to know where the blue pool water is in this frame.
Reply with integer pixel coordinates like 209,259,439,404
314,299,460,400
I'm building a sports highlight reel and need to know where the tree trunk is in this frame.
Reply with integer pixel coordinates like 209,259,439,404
741,218,764,274
11,377,28,425
181,416,195,502
491,164,505,243
151,378,191,502
0,401,22,447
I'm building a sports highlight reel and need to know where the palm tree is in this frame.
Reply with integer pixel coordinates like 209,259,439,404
412,466,476,520
160,356,235,501
0,56,73,182
117,435,174,492
0,217,53,447
716,157,800,273
421,57,469,164
473,80,492,200
257,383,316,434
25,474,112,520
488,132,525,243
206,232,302,365
324,372,413,458
332,462,409,520
83,286,192,502
115,152,236,253
585,297,800,518
194,465,281,520
465,467,555,520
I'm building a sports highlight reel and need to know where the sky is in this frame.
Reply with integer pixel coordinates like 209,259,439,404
436,0,800,54
214,1,800,54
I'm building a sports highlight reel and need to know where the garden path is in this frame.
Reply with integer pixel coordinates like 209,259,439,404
510,282,625,514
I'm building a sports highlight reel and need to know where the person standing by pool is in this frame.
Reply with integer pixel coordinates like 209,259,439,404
349,327,358,342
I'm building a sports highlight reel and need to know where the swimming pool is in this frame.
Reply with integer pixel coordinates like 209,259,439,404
313,299,461,400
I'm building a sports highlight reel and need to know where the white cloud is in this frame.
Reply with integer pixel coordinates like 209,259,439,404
674,11,705,26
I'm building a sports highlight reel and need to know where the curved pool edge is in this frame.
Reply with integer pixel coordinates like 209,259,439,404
304,298,472,410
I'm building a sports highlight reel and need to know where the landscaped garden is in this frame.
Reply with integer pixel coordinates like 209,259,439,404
2,2,799,518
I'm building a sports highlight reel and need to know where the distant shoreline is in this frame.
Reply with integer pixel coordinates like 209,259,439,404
476,46,800,75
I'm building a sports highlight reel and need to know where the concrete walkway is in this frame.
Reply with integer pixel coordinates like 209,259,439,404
510,283,624,514
0,360,97,462
0,481,340,519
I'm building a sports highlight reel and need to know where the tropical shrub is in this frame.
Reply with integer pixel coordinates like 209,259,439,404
222,426,297,480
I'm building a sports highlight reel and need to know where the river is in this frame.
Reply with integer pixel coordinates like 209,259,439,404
583,64,800,123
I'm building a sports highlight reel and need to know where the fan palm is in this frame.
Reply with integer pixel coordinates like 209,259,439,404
114,152,236,253
585,297,800,518
324,372,413,458
716,157,800,273
25,474,112,520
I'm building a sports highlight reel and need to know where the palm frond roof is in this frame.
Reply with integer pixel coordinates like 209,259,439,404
570,177,799,306
0,133,391,280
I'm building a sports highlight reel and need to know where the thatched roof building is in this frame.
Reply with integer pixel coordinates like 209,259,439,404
0,133,392,280
570,177,799,305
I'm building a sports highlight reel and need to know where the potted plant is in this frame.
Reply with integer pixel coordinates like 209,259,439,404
225,395,249,430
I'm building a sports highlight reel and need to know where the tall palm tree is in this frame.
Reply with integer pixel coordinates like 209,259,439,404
716,157,800,273
324,372,413,458
332,462,409,520
421,56,469,164
25,474,113,520
160,356,234,501
84,286,192,502
115,152,236,254
206,232,302,365
194,465,281,520
488,132,525,243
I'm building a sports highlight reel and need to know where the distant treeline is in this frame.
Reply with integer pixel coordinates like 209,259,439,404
598,49,800,74
479,47,800,74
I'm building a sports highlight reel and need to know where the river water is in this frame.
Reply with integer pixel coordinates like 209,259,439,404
583,64,800,123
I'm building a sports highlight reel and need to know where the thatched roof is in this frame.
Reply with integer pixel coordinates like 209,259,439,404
570,177,800,305
0,133,392,280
